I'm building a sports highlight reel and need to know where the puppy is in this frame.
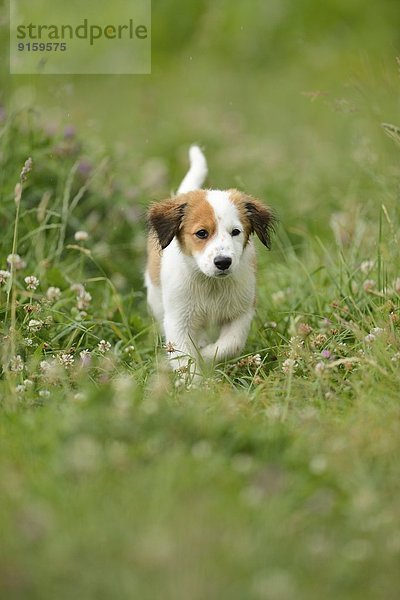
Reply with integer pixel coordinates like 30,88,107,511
145,145,274,374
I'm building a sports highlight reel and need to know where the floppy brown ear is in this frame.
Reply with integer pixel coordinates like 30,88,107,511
148,198,187,249
244,197,276,249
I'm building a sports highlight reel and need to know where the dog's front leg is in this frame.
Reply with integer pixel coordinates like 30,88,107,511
201,310,254,363
163,311,198,372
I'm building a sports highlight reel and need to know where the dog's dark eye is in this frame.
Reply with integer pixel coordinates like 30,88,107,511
195,229,208,239
231,228,241,237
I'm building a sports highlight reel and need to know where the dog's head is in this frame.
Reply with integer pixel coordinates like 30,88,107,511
148,189,275,278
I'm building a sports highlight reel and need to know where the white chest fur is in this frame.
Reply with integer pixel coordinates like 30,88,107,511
160,238,255,326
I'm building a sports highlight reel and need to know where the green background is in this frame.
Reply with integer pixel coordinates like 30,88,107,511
9,0,151,74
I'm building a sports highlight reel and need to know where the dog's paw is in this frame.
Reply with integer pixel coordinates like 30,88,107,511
197,334,211,349
201,343,218,362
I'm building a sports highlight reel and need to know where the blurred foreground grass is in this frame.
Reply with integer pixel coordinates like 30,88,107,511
1,1,400,598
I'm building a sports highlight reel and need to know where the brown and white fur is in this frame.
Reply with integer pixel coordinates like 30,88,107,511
145,145,274,374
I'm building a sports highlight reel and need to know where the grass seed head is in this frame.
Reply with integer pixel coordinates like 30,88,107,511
20,157,33,182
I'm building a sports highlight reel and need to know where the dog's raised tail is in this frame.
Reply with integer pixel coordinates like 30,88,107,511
177,145,208,194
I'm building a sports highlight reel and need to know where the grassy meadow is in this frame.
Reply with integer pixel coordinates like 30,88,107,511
1,1,400,597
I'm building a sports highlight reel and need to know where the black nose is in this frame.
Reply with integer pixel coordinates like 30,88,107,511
214,256,232,271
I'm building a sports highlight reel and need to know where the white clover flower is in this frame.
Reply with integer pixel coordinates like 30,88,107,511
23,379,34,387
7,253,26,270
252,353,262,366
76,291,92,310
16,384,26,394
38,389,50,398
27,319,42,332
360,260,374,275
40,360,51,373
282,358,297,374
70,283,85,294
364,333,376,343
98,339,111,353
371,327,384,336
46,286,61,302
24,275,39,291
0,270,11,285
391,352,400,363
58,353,74,368
363,279,376,292
24,337,34,346
79,349,91,367
365,327,383,343
74,230,89,242
10,355,24,372
71,283,92,310
272,290,286,304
